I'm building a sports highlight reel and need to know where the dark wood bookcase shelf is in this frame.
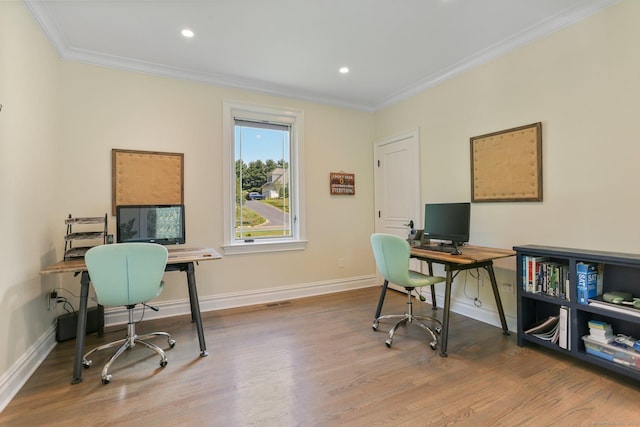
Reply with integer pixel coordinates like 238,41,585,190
515,244,640,381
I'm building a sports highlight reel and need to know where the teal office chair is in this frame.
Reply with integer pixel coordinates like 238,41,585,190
82,243,175,384
370,233,446,350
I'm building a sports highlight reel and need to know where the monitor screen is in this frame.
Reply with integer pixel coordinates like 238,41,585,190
116,204,185,245
423,202,470,244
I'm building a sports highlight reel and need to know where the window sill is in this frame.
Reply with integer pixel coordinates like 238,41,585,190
221,239,307,255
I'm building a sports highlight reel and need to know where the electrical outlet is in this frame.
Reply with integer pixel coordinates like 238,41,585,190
338,258,345,268
501,282,514,294
47,291,58,310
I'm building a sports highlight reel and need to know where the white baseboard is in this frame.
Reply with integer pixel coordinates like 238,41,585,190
0,324,57,413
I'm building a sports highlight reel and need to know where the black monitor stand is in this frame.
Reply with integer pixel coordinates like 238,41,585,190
429,241,463,255
450,242,463,255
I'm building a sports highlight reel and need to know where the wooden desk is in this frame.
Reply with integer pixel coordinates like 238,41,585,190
374,244,515,357
40,247,222,384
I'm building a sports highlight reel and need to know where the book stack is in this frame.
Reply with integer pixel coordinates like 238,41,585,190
587,320,614,344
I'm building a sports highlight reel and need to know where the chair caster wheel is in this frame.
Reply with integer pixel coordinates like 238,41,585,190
435,326,442,334
385,339,392,348
160,359,168,368
168,338,176,348
82,360,92,368
430,341,437,350
101,375,111,385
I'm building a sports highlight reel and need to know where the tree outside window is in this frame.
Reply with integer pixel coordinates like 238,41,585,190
235,121,290,239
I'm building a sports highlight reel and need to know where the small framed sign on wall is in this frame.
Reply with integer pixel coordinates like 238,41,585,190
329,172,355,195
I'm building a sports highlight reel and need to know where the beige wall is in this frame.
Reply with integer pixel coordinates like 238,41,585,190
56,62,376,302
374,0,640,320
0,2,61,384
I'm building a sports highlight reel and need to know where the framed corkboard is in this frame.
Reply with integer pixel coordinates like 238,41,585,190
470,122,542,202
112,149,184,215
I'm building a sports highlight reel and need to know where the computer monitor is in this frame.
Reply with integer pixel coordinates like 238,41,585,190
423,202,470,246
116,204,185,245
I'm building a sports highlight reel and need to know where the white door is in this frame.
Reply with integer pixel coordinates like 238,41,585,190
373,129,422,291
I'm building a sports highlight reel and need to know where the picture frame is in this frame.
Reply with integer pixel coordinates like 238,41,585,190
470,122,542,202
112,149,184,215
329,172,355,195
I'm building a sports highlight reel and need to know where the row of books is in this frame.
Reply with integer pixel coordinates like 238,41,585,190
521,256,570,299
523,306,570,349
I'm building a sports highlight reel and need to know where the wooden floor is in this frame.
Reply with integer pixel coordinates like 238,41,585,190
2,287,640,426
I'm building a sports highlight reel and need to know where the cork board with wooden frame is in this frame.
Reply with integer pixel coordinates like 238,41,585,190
112,149,184,215
470,122,542,202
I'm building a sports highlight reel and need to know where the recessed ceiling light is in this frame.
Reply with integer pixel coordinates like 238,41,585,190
339,67,349,74
181,29,194,38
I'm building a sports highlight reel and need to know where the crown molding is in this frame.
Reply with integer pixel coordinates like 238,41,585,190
24,0,621,113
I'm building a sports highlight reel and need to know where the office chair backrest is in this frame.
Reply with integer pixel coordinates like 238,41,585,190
370,233,412,286
85,243,169,306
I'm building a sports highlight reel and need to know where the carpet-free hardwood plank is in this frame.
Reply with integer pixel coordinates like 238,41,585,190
2,287,639,426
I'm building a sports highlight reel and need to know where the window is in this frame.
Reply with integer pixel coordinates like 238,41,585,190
222,101,306,254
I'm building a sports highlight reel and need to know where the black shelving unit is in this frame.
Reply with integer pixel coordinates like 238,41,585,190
64,214,108,260
515,244,640,381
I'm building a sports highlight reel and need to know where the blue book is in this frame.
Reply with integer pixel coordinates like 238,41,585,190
576,262,603,304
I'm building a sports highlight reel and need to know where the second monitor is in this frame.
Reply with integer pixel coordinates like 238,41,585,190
422,202,470,254
116,204,186,246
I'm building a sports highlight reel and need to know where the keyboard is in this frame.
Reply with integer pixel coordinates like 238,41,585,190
417,245,458,254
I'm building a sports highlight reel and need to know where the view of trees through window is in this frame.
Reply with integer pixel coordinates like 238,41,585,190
235,121,291,240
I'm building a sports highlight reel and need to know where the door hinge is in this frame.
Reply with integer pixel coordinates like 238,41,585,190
377,160,380,167
378,211,381,218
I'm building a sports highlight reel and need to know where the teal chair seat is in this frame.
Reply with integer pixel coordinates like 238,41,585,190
370,233,446,349
82,243,174,384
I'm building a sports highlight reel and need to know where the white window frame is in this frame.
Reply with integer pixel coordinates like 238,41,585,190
222,100,307,255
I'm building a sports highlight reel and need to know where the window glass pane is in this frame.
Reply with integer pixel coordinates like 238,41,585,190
234,120,291,240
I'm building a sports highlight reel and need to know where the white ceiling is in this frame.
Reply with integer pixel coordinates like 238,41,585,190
25,0,619,112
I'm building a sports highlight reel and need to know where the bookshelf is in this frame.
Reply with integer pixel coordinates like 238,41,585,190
515,245,640,381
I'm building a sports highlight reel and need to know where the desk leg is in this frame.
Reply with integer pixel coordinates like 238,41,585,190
485,263,510,335
427,261,437,310
374,279,389,320
439,268,454,357
185,263,208,357
72,271,90,384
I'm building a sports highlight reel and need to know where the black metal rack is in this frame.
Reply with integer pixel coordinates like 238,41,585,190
64,214,108,260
